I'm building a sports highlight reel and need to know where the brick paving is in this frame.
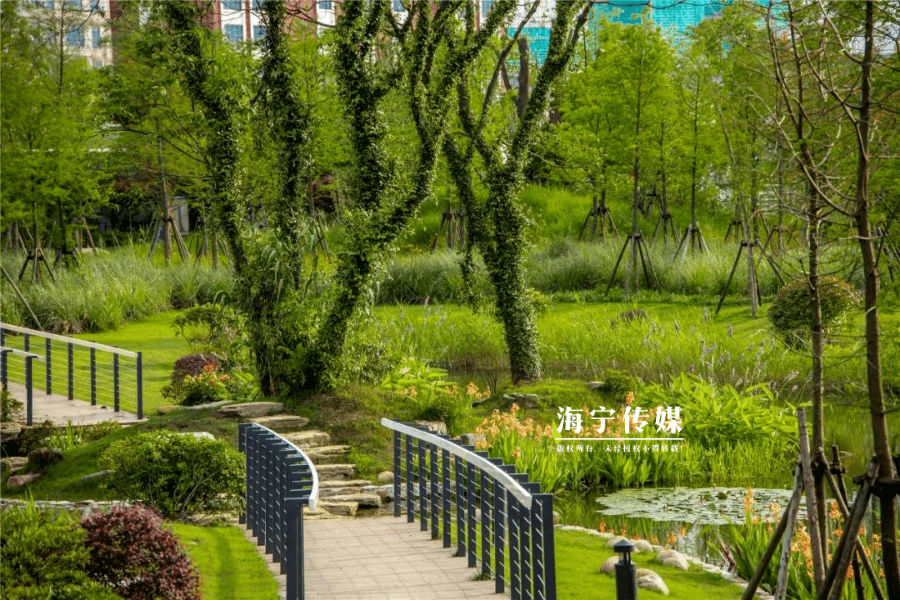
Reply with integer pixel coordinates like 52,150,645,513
243,515,508,600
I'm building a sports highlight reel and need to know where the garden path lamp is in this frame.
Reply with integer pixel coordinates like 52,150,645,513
613,539,637,600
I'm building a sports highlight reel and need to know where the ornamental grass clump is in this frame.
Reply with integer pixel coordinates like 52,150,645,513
768,276,860,348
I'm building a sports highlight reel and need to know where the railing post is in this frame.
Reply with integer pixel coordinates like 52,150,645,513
136,351,143,419
89,347,96,406
23,333,30,353
476,451,493,577
455,453,466,557
405,433,414,523
521,482,541,600
509,497,521,600
113,353,120,412
419,438,427,532
466,454,477,568
45,338,51,394
535,493,557,600
25,355,33,426
393,430,402,518
239,423,249,525
0,348,8,391
441,441,451,548
429,442,438,537
286,501,304,600
67,342,74,400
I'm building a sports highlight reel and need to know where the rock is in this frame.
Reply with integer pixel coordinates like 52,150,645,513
323,493,382,508
662,555,690,571
377,470,394,484
553,511,561,525
315,464,356,481
79,470,114,483
633,539,654,553
636,568,658,579
282,430,331,449
218,402,283,418
177,431,216,441
638,572,669,595
6,472,40,488
318,479,371,489
1,422,22,443
587,381,604,390
319,501,358,517
607,535,627,548
600,556,618,575
502,393,539,409
157,405,178,415
657,549,682,562
251,415,309,432
458,432,486,447
413,420,447,435
1,456,28,475
304,445,351,465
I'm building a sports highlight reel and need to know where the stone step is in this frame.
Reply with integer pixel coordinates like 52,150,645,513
315,464,356,481
322,493,382,508
304,445,351,465
319,501,358,517
250,415,310,433
281,430,331,449
318,479,371,489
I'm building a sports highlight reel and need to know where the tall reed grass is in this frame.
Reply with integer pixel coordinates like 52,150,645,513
1,248,233,333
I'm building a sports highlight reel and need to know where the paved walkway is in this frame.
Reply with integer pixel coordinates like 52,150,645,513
5,382,143,426
244,516,508,600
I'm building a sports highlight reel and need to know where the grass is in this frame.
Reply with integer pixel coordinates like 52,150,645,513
555,528,744,599
172,523,280,600
1,407,242,501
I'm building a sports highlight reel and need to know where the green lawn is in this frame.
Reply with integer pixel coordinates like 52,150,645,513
555,529,744,599
172,523,280,600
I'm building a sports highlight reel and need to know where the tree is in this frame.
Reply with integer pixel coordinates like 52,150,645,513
443,0,594,383
1,0,108,277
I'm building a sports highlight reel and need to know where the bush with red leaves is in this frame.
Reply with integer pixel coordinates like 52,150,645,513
171,353,220,384
82,504,202,600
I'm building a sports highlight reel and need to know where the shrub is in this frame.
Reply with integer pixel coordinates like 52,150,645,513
28,447,63,471
83,421,121,442
16,420,58,455
1,389,23,422
0,504,120,599
100,430,245,519
768,276,860,348
596,369,641,398
172,303,241,356
381,357,472,434
164,364,231,406
171,353,221,384
82,504,201,600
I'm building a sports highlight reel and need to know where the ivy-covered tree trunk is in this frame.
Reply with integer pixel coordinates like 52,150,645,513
447,0,592,384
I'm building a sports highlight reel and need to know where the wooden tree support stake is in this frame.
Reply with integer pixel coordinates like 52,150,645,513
740,463,804,600
798,407,827,594
774,463,804,600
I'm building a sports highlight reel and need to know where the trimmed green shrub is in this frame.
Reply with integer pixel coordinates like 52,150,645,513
0,505,121,599
16,420,58,455
27,447,63,471
172,303,241,356
100,430,245,519
82,504,201,600
768,276,860,348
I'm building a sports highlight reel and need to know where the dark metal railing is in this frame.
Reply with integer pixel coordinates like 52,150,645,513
0,323,143,421
382,419,556,600
239,423,319,600
0,346,41,425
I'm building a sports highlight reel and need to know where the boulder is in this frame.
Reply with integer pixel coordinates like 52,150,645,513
323,493,382,508
1,456,28,475
636,568,658,579
304,445,351,465
502,393,539,409
553,511,561,525
251,415,309,432
79,470,114,483
157,405,178,415
218,402,283,418
638,572,669,595
377,470,394,484
413,420,447,435
633,539,654,553
6,472,40,488
1,422,22,443
315,464,357,481
662,554,690,571
458,432,486,447
319,501,358,517
657,549,682,562
607,535,627,548
600,556,618,575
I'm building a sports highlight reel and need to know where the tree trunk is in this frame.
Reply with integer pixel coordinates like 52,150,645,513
855,2,900,593
516,37,530,118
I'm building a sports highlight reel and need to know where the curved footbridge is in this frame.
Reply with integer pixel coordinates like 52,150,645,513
240,420,556,600
0,323,145,426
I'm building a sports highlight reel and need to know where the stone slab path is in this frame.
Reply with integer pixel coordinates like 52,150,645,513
244,516,508,600
5,382,144,426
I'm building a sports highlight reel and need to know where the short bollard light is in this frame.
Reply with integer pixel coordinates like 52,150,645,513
613,539,638,600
